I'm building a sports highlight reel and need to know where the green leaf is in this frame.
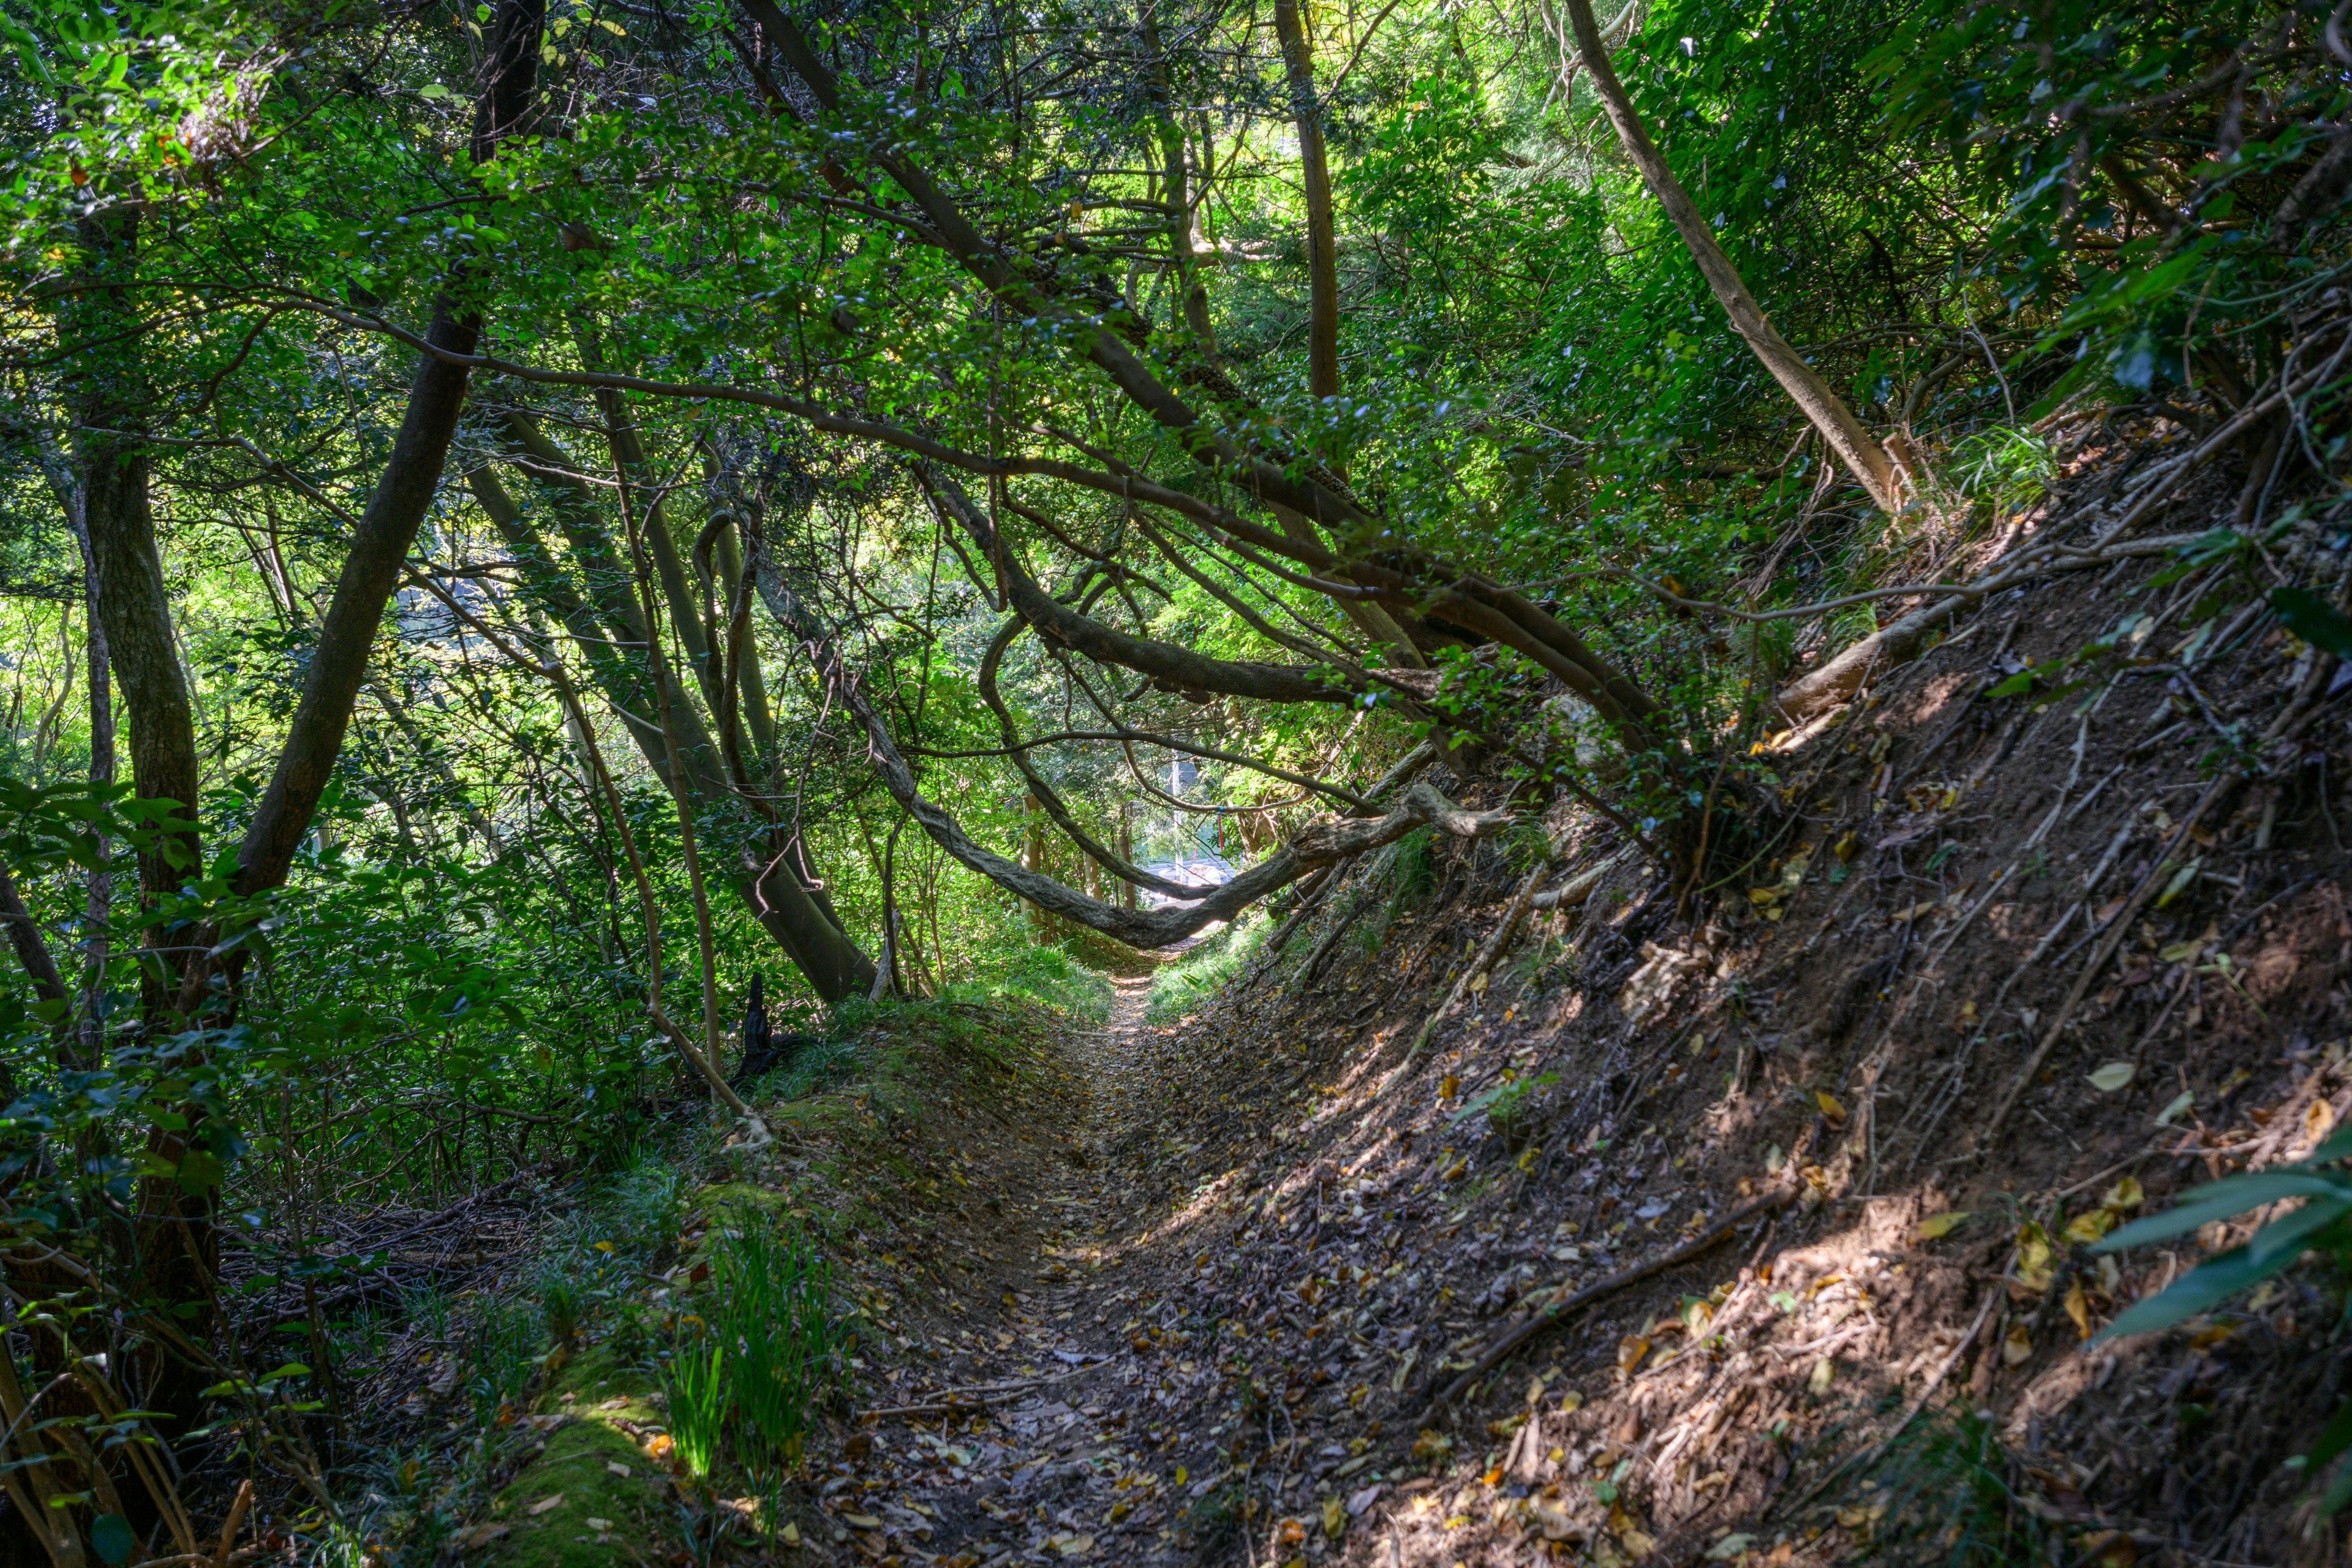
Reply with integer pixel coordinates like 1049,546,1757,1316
2091,1244,2299,1343
417,82,453,100
88,1514,134,1564
2271,587,2352,660
2095,1173,2352,1252
2244,1197,2351,1265
2305,1393,2352,1472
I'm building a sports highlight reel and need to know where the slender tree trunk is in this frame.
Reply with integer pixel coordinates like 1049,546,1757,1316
1561,0,1901,513
228,0,547,901
70,227,200,932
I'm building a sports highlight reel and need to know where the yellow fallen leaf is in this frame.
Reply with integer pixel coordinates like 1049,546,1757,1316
1915,1210,1970,1242
1807,1357,1835,1396
780,1521,801,1547
585,1517,613,1532
2064,1208,2116,1245
2016,1223,2055,1291
1816,1091,1848,1125
644,1433,674,1463
1617,1335,1651,1373
528,1494,565,1517
1469,971,1489,995
1439,1075,1460,1099
1323,1496,1346,1539
2002,1322,2034,1366
2064,1277,2092,1340
1558,1389,1585,1414
842,1513,883,1530
1175,1466,1188,1485
2308,1100,2337,1143
2102,1176,2144,1212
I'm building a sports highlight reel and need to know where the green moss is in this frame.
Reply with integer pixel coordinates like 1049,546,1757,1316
480,1354,671,1568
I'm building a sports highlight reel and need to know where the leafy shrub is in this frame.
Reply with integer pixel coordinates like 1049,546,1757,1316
2092,1129,2352,1512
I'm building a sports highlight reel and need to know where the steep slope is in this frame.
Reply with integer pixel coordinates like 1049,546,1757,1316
797,412,2351,1568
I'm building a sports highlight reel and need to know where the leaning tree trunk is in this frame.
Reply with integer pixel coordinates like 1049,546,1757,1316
1559,0,1902,514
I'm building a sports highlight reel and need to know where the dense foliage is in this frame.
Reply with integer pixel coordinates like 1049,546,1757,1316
0,0,2345,1555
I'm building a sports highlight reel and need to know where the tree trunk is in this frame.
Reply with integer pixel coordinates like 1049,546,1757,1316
1559,0,1901,513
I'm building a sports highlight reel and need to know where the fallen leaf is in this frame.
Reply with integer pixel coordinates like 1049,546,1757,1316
1322,1496,1346,1539
2308,1100,2338,1144
2064,1208,2116,1245
1439,1075,1460,1099
2155,859,2201,910
643,1433,674,1463
2064,1278,2092,1340
1706,1534,1755,1561
1054,1533,1094,1557
1617,1335,1651,1373
528,1494,564,1517
586,1515,613,1531
1620,1528,1657,1556
2103,1176,2144,1211
780,1521,801,1547
2016,1223,2055,1291
2155,1091,2195,1127
2087,1061,2136,1093
604,1461,630,1478
1808,1357,1836,1395
460,1523,509,1550
1558,1389,1585,1414
2157,937,2206,963
1175,1466,1188,1485
1915,1210,1970,1242
2002,1323,2034,1366
842,1513,883,1530
1815,1091,1848,1125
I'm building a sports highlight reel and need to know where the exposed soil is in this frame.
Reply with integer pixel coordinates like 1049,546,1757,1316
459,413,2352,1568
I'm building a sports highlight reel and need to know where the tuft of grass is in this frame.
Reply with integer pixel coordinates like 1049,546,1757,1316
463,1301,541,1428
658,1334,728,1483
1855,1402,2056,1566
710,1226,832,1468
1146,914,1269,1022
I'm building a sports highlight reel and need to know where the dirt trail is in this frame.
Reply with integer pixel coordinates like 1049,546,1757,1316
824,973,1239,1566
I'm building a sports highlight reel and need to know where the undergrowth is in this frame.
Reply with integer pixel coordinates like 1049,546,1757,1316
1147,913,1271,1021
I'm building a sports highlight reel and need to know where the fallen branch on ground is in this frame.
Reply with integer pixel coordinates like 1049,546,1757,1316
1414,1183,1797,1422
859,1357,1109,1420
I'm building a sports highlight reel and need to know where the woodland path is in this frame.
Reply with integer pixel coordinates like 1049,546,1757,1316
824,972,1253,1567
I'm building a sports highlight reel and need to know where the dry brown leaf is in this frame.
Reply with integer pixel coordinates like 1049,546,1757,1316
2002,1323,2034,1366
2064,1278,2092,1340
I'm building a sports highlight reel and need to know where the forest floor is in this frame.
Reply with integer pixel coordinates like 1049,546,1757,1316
447,414,2352,1568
